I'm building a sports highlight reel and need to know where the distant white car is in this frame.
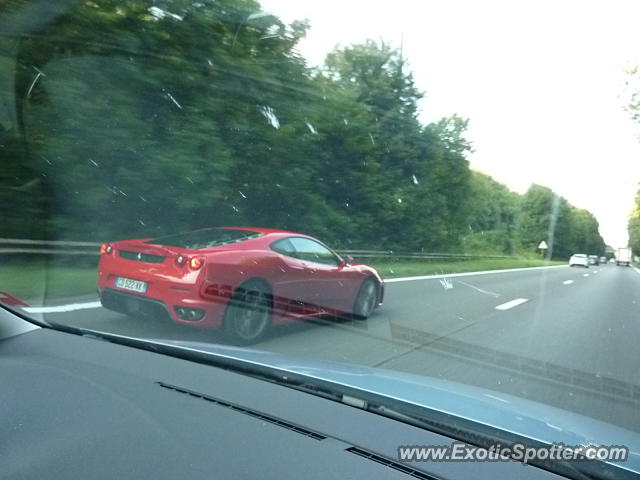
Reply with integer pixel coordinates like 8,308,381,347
569,253,589,268
599,256,607,264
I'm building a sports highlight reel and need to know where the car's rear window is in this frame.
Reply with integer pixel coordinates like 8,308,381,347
145,228,263,249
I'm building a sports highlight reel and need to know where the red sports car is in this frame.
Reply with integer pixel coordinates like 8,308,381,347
98,227,384,343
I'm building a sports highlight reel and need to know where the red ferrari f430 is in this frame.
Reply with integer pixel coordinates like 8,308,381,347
98,227,384,343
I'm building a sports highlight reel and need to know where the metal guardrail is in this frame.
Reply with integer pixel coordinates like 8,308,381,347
0,248,99,255
0,238,100,247
0,238,516,259
0,238,100,255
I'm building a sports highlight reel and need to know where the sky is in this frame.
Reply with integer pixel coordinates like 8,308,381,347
261,0,640,248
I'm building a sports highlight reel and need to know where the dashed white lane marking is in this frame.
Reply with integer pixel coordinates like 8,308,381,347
562,280,574,285
495,298,528,310
23,301,101,314
583,274,590,277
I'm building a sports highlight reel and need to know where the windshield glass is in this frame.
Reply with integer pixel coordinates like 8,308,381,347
3,0,640,473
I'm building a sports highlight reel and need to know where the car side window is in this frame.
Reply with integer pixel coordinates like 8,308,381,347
270,238,296,256
289,237,341,266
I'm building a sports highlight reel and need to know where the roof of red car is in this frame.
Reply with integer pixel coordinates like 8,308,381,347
218,226,304,236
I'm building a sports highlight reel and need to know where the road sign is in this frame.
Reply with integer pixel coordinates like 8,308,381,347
538,241,548,250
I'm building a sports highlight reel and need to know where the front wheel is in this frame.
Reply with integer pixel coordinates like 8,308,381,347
352,278,378,320
223,280,272,345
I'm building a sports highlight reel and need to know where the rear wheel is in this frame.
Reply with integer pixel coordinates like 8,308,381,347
352,278,378,320
223,280,272,345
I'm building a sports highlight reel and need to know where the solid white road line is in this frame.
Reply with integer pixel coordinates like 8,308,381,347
562,280,574,285
23,301,101,314
384,265,567,283
495,298,528,310
633,266,640,277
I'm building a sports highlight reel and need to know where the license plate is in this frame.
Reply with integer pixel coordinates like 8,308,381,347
115,276,148,293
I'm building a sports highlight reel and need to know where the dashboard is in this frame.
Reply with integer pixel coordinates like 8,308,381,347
1,308,565,480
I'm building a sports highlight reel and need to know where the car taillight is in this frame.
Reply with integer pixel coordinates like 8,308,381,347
100,243,112,255
189,257,204,270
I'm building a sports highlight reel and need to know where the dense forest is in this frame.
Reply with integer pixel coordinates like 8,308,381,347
627,65,640,255
1,0,605,258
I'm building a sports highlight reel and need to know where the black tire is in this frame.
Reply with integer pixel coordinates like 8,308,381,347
223,280,272,345
352,277,378,320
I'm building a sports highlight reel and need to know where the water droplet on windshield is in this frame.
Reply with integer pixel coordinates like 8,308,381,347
239,191,247,199
412,174,419,185
166,92,183,109
138,219,146,226
259,105,280,129
186,176,194,184
368,133,375,145
89,159,99,167
439,277,453,290
305,122,318,134
231,205,239,212
397,198,402,204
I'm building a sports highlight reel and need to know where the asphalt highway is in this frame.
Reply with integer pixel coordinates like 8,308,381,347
28,263,640,431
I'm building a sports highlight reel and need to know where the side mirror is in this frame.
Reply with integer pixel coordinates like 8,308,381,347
341,255,354,266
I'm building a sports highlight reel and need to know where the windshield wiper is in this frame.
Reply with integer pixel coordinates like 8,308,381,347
43,322,632,480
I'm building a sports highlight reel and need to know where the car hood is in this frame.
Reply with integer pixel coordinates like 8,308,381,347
159,339,640,472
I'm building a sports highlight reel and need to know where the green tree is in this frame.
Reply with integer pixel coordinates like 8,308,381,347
319,41,471,250
517,185,604,258
461,171,519,254
628,190,640,255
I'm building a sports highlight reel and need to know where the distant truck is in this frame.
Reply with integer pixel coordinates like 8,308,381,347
616,247,632,267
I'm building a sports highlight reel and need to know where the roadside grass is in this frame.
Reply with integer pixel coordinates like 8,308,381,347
0,261,98,301
367,257,565,278
0,257,564,303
